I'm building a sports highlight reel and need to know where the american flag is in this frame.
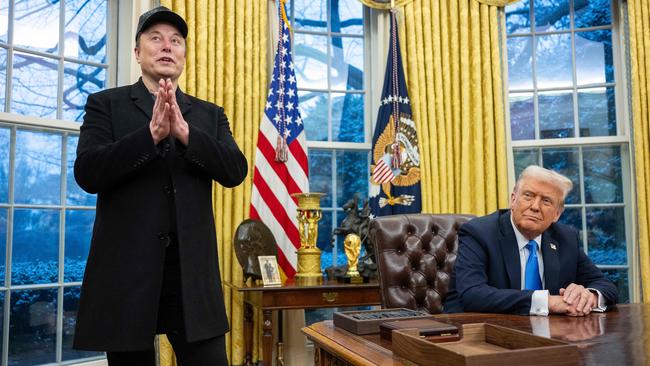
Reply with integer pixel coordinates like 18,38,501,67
250,6,308,278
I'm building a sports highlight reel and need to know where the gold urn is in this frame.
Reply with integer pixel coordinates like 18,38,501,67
291,192,325,285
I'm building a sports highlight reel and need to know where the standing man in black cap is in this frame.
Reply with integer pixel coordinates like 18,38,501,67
73,6,247,365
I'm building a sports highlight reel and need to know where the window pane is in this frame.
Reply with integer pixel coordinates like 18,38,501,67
509,92,534,140
576,30,613,85
331,36,363,91
534,0,569,31
293,0,326,31
308,150,332,207
9,288,57,365
14,0,59,54
507,37,533,90
11,53,58,119
332,0,363,35
301,91,328,142
65,209,94,282
558,207,583,241
0,47,6,110
12,209,60,285
67,135,97,206
0,0,7,42
317,209,332,253
63,287,102,360
332,93,363,142
0,127,9,202
513,148,540,177
542,147,580,204
586,207,626,265
536,33,572,89
334,212,351,267
578,87,616,137
63,62,107,122
15,130,62,205
574,0,611,28
0,291,3,362
0,208,5,286
538,90,574,139
506,0,530,35
602,269,628,303
294,33,328,89
65,0,108,63
336,150,368,207
583,145,622,203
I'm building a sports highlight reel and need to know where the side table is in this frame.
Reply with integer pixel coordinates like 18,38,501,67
229,280,381,366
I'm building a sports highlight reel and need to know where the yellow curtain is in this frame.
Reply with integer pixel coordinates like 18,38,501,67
159,0,267,364
474,0,520,6
397,0,509,215
628,0,650,301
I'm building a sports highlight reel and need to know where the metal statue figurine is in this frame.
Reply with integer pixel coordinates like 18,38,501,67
331,194,377,280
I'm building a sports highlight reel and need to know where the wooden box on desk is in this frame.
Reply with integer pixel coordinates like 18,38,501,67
392,323,579,366
333,308,434,335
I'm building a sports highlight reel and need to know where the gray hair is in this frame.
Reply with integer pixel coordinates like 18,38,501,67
514,165,573,205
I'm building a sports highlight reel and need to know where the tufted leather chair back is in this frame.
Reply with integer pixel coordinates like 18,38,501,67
369,214,475,314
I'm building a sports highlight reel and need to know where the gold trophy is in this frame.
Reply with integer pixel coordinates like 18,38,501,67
291,192,325,285
344,233,363,283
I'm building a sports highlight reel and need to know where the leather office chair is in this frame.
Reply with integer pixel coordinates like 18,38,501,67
369,214,475,314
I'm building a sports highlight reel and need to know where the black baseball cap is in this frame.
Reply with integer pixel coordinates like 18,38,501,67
135,6,188,41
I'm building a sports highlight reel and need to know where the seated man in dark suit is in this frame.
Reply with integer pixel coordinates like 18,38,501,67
444,165,617,316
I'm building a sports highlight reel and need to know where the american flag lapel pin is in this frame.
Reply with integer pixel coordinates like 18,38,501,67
550,243,557,250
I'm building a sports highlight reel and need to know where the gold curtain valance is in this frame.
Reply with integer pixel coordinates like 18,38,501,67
359,0,520,9
357,0,413,10
474,0,521,6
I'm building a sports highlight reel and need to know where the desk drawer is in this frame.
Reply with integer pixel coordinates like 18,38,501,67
261,288,381,309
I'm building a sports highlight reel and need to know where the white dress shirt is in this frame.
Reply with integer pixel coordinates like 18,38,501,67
509,217,607,316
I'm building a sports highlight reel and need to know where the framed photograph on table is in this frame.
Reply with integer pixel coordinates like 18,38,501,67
258,255,282,286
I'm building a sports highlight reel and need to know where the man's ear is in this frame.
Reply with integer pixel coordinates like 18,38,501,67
134,47,141,64
553,206,564,223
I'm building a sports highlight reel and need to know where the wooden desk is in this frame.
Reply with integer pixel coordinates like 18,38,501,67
231,280,381,366
302,304,650,366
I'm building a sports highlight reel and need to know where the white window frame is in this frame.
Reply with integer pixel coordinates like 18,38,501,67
0,1,148,365
289,0,373,267
502,0,639,302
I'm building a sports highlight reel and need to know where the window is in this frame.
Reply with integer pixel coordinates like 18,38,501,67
289,0,370,272
506,0,632,302
0,1,111,364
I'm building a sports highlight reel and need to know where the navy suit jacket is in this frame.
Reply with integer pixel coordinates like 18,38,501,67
444,209,617,315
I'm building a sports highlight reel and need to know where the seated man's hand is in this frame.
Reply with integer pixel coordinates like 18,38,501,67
549,295,579,316
560,283,597,315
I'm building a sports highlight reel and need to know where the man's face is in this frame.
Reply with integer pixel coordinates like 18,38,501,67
510,177,564,239
134,23,186,83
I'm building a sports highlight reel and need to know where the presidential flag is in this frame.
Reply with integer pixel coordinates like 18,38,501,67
369,11,421,217
250,4,308,278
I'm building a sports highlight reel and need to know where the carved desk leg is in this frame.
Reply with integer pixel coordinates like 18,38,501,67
244,302,253,366
262,309,273,366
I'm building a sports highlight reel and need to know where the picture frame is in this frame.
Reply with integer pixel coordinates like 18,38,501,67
258,255,282,286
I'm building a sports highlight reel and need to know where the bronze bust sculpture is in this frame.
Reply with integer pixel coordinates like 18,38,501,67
233,219,278,282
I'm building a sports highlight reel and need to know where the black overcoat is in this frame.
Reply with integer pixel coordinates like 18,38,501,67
72,79,247,351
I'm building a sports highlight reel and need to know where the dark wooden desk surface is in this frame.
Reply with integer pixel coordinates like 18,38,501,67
302,304,650,366
229,279,381,366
